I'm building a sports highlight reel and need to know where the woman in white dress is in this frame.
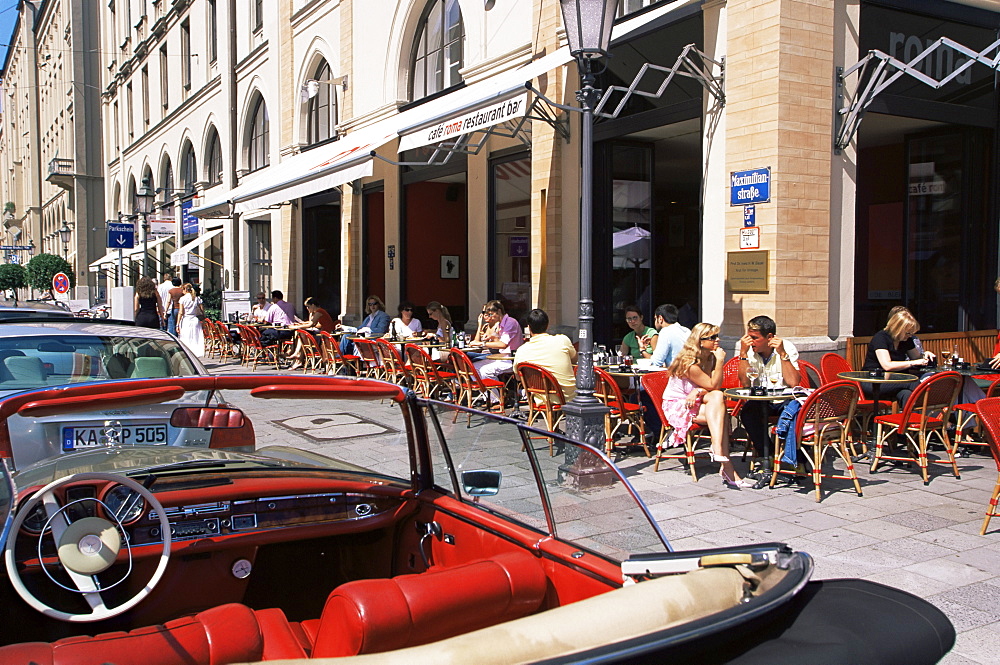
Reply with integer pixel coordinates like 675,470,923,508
178,283,205,357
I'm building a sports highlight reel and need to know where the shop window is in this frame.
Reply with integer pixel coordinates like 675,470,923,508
306,60,337,145
490,155,532,324
411,0,464,102
247,97,270,172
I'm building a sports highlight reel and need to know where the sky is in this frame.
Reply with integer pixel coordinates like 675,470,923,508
0,1,17,69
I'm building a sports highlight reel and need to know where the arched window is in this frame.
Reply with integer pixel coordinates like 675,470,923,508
160,158,175,217
206,129,223,185
306,60,336,144
411,0,464,101
180,143,197,195
248,97,269,172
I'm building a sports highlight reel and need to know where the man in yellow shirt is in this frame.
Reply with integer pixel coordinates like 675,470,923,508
513,309,577,401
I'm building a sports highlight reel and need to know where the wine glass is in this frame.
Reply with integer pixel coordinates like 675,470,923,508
746,365,760,389
941,349,952,366
768,373,781,393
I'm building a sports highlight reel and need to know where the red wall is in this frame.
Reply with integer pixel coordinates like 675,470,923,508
404,182,467,314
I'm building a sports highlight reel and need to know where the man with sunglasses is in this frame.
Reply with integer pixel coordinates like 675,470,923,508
250,292,270,322
737,315,801,483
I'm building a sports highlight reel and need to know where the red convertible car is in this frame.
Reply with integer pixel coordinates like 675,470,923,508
0,375,954,664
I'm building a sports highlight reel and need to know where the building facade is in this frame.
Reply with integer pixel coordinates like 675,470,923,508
9,0,995,354
0,0,104,297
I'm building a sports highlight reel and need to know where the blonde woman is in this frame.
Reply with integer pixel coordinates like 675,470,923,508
861,307,931,406
661,323,750,489
177,283,205,357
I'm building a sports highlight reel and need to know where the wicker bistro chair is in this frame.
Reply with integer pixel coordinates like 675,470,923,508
799,361,824,389
449,348,506,424
639,371,711,480
972,397,1000,534
237,324,281,371
953,376,1000,452
213,321,236,362
721,357,750,456
594,367,649,458
820,352,893,443
201,320,220,359
769,381,863,502
376,338,412,387
871,370,963,485
514,362,568,456
319,331,361,376
353,338,385,380
404,343,456,400
292,330,324,374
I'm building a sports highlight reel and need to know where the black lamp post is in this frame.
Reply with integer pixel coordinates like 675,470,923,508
58,221,71,259
134,176,155,278
558,0,617,474
27,240,35,256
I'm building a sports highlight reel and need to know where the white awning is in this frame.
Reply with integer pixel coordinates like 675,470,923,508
191,0,696,218
170,227,224,266
88,235,172,269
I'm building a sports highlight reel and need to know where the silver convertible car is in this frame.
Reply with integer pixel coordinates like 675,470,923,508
0,321,249,469
0,375,956,664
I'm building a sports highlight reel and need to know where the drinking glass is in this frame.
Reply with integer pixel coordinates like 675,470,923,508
769,373,780,392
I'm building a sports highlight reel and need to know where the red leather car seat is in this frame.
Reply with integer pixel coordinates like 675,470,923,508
0,603,263,665
308,550,549,658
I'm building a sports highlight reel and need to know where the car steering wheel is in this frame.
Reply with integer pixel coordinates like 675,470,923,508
3,472,171,622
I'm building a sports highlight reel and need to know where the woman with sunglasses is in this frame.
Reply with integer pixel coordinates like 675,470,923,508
339,295,390,357
661,323,750,489
388,301,423,339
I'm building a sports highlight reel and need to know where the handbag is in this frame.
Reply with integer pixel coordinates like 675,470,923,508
195,304,207,321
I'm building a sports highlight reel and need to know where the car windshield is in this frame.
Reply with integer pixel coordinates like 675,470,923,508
0,334,198,390
420,401,670,561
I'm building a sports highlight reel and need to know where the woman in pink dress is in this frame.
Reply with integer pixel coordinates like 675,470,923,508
661,322,751,489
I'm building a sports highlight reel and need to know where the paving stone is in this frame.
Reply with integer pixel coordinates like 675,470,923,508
945,623,1000,664
922,597,998,633
904,558,993,586
862,568,952,597
912,527,992,552
884,510,960,532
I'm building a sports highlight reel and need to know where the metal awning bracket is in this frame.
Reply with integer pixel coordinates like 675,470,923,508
834,36,1000,152
594,44,725,120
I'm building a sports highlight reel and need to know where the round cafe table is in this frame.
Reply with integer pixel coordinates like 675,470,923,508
837,371,917,436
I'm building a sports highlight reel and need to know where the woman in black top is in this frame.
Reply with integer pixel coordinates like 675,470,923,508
133,276,164,329
861,307,932,405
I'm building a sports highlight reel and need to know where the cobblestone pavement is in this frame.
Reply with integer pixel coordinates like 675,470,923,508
206,359,1000,664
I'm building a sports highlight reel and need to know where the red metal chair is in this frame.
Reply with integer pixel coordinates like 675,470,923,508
871,370,963,485
640,371,710,480
953,376,1000,452
514,362,567,456
973,397,1000,534
449,348,505,424
769,381,862,502
594,367,648,458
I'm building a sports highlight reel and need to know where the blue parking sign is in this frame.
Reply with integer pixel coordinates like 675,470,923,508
744,205,755,227
107,222,135,249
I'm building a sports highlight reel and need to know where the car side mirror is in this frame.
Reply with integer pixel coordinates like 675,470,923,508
462,470,502,497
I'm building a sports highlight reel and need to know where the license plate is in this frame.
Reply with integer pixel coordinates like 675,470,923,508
62,424,168,450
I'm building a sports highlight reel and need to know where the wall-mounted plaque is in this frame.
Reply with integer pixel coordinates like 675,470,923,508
727,251,769,293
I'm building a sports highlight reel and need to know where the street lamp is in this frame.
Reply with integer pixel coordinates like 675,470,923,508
558,0,617,480
58,221,71,259
134,175,155,277
27,240,35,256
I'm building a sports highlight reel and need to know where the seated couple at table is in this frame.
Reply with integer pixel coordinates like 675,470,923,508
465,300,523,380
660,322,752,489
